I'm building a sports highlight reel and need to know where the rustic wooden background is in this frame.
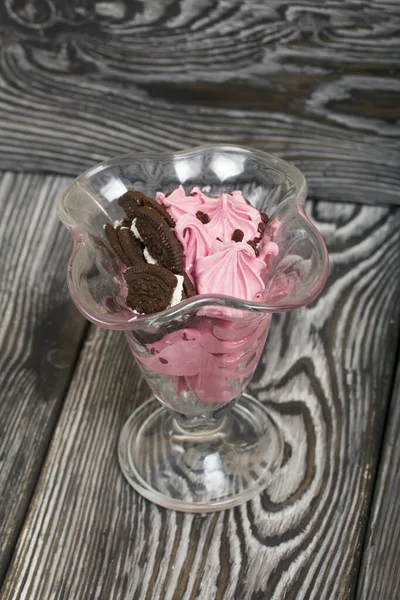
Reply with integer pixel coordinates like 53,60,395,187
0,1,399,599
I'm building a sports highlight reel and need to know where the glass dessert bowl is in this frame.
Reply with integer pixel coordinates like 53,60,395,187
58,144,328,513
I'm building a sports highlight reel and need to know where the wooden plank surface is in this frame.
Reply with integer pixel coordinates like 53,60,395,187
0,172,87,585
356,360,400,600
0,1,399,205
2,200,400,600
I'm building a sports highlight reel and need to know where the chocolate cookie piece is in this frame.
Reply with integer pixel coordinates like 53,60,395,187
182,273,197,298
118,190,175,227
124,264,177,314
258,220,267,235
196,210,210,224
117,218,132,230
135,206,184,274
104,223,131,266
117,228,144,264
247,239,260,256
232,229,244,242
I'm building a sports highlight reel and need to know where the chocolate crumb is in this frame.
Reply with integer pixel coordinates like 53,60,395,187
232,229,244,242
247,240,260,257
196,210,211,224
150,348,156,355
159,357,168,364
258,221,267,235
183,333,188,341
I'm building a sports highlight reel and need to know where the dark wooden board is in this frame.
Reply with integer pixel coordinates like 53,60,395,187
356,360,400,600
0,171,88,585
2,201,400,600
0,1,399,205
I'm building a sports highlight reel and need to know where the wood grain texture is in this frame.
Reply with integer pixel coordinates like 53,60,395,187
356,360,400,600
0,1,399,205
0,171,87,585
2,201,400,600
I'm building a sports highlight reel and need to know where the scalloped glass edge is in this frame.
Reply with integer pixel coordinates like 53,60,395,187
58,144,329,330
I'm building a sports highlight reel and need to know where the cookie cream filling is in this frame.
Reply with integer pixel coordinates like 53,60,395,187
130,219,143,242
170,274,184,307
130,220,159,266
125,215,183,310
143,247,158,265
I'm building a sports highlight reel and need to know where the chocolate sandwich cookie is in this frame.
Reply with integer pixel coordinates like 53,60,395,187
124,264,178,314
104,223,131,267
182,273,197,299
117,228,144,264
119,190,175,228
135,206,184,274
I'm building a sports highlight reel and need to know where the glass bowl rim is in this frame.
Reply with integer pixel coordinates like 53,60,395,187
74,143,307,194
59,144,329,330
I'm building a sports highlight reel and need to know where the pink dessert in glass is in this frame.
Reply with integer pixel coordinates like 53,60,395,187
110,185,287,410
59,145,328,512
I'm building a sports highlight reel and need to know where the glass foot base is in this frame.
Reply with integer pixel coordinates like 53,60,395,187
118,393,284,513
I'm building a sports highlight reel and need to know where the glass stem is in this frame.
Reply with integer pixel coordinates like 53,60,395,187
171,408,230,437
